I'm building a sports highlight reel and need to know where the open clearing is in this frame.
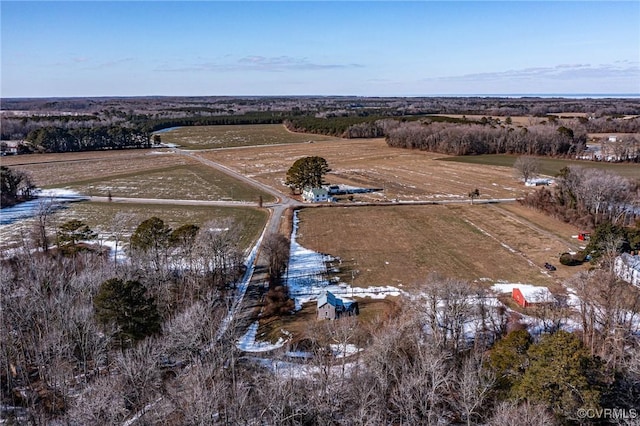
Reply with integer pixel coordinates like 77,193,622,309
0,201,268,252
2,149,273,202
64,163,270,201
294,204,588,294
201,138,534,202
2,150,194,187
158,124,339,149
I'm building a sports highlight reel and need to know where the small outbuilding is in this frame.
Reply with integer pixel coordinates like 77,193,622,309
317,291,359,320
512,286,555,308
577,231,591,241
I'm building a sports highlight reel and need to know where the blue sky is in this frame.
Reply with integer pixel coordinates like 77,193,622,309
2,1,639,97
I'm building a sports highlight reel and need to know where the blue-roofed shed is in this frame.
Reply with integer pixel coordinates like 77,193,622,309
317,291,359,320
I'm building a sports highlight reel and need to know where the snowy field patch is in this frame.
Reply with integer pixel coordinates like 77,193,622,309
236,322,288,352
0,188,86,226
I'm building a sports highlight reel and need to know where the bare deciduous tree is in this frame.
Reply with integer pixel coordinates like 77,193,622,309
513,156,540,184
262,233,290,287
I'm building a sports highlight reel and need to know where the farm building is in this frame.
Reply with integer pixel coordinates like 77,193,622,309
524,178,553,187
512,286,555,308
302,187,330,203
615,253,640,287
0,141,20,156
577,231,591,241
317,291,359,320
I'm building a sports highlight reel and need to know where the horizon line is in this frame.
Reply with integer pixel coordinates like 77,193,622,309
3,93,640,100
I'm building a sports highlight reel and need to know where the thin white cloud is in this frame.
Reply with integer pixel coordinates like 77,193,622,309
51,56,134,69
158,55,364,72
428,62,640,83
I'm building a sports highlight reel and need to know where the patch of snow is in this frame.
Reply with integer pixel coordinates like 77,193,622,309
147,150,175,155
97,238,128,264
285,351,314,359
236,322,287,353
330,344,362,359
491,283,554,303
0,188,86,226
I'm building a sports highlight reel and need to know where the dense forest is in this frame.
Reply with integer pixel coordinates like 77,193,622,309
385,121,589,156
25,126,151,153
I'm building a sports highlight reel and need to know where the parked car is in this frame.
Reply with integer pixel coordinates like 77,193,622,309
544,262,557,271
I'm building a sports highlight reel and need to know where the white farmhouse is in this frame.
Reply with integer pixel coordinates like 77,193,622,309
302,187,329,203
615,253,640,287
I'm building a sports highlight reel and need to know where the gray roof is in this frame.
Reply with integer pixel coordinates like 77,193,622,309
304,187,328,196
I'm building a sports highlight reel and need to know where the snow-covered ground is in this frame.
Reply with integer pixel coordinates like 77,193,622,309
0,188,86,226
236,322,289,352
215,232,264,343
97,239,128,264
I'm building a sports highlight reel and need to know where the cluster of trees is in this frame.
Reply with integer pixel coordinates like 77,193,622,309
285,156,331,193
284,116,388,137
520,166,640,229
385,121,586,156
135,111,286,133
25,126,151,153
0,212,248,423
0,166,35,207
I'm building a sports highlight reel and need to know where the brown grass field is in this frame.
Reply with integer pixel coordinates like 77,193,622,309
2,149,272,202
294,204,587,294
260,201,589,342
202,138,534,203
158,124,339,149
2,150,195,187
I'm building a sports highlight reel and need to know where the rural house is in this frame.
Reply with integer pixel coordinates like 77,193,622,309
302,187,329,203
0,141,20,156
615,253,640,287
317,291,359,320
512,286,555,308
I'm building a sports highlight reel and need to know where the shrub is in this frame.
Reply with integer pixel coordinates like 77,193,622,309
559,252,585,266
263,286,295,317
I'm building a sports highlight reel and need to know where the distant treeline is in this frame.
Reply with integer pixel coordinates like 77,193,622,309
135,112,286,133
282,114,463,138
26,126,151,153
385,121,586,156
284,116,385,137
